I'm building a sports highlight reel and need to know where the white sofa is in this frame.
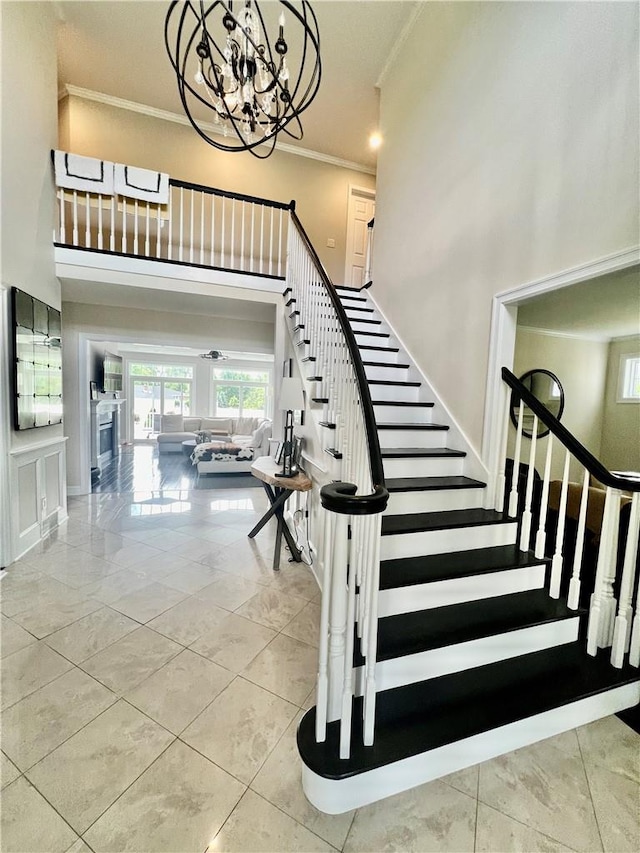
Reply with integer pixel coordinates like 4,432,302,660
157,415,237,454
156,414,272,475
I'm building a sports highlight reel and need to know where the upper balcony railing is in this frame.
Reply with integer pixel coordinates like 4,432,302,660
53,153,290,281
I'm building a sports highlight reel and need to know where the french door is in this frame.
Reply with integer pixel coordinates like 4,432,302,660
131,377,191,441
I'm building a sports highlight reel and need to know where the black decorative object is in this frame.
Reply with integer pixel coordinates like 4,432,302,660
510,368,565,439
275,376,304,477
165,1,321,159
11,288,63,430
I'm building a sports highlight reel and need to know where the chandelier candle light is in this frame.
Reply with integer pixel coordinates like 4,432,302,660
165,1,321,158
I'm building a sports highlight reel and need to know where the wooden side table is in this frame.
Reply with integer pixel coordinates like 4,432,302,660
249,455,312,570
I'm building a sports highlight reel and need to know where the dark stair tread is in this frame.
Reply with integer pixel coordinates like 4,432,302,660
359,589,585,665
292,324,305,332
386,475,486,493
289,310,300,318
368,379,421,387
312,397,329,404
359,345,400,353
325,448,343,459
301,356,316,363
306,375,323,382
336,285,360,292
354,331,391,339
382,508,512,536
381,447,465,458
363,361,410,369
339,294,368,302
282,287,292,297
348,316,382,325
377,422,449,431
319,421,337,430
296,338,311,346
298,645,640,780
285,297,296,307
344,305,374,313
379,544,547,590
372,400,434,408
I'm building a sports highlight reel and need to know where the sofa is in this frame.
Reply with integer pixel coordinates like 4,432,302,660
156,414,272,475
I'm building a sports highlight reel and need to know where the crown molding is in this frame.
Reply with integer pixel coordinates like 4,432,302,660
517,325,613,343
61,85,376,176
376,2,425,90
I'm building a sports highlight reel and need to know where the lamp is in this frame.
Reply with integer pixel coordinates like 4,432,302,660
165,1,322,159
276,376,304,477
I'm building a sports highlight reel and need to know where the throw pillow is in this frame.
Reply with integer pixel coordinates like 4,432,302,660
161,414,184,433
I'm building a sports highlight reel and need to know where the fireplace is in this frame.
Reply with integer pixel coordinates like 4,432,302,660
90,399,125,480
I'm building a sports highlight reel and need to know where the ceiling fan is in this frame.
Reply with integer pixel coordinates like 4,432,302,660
199,349,228,360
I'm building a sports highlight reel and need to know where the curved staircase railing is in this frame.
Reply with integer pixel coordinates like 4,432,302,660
497,367,640,669
287,206,388,756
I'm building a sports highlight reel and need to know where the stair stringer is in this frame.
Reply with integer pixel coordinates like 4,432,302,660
364,288,490,496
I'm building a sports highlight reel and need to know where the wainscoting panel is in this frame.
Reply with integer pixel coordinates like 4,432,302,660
9,437,68,562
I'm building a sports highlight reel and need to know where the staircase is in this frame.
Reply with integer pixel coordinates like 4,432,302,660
294,284,640,815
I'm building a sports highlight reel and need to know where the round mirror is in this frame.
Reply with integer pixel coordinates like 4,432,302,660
510,369,564,439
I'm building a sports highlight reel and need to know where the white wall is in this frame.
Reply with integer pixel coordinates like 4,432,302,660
511,327,609,481
1,3,64,564
62,301,275,491
601,335,640,472
59,95,376,284
373,1,639,455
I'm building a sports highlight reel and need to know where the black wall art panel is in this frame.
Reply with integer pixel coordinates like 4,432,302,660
11,288,63,430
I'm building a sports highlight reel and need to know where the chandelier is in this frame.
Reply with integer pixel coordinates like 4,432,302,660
165,1,321,158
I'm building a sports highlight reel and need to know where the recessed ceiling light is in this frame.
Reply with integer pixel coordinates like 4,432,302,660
369,132,382,150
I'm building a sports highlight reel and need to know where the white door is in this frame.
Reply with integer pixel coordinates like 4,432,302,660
344,187,375,288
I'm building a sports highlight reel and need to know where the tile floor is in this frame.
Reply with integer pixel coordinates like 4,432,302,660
1,488,639,853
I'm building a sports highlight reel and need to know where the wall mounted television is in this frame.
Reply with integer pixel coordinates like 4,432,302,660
11,288,63,430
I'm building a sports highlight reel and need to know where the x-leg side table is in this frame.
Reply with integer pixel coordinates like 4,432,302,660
249,456,313,570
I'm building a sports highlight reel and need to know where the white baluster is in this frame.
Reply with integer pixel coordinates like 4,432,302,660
588,487,620,654
240,199,245,269
121,195,127,253
189,191,194,263
230,198,235,268
278,208,284,278
269,206,274,277
110,194,116,252
363,515,381,746
611,493,640,666
568,468,590,609
508,399,524,517
250,203,255,273
519,414,538,551
260,206,265,274
328,512,349,723
340,518,356,758
535,434,554,558
85,192,91,247
220,197,226,267
549,448,571,598
629,540,640,667
315,510,334,741
200,192,205,265
494,387,510,511
72,190,79,246
167,187,173,260
156,204,161,258
145,202,150,257
210,193,215,266
133,199,139,255
97,194,103,250
59,189,66,243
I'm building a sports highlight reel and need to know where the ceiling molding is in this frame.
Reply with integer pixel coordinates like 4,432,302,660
517,325,612,343
62,85,376,176
376,2,425,90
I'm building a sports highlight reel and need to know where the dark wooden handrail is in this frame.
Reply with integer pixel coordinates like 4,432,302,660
169,178,291,210
503,366,640,493
289,208,388,515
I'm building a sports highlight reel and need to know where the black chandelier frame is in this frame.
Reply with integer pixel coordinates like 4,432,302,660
165,1,321,158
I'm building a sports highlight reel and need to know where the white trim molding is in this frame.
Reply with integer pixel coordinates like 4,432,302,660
62,85,376,177
482,246,640,507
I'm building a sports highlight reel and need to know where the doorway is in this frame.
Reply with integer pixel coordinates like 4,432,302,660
344,186,375,288
129,363,193,441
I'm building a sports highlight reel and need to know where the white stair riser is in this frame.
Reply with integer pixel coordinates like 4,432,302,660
341,297,369,309
369,384,419,403
302,683,640,814
383,455,464,478
364,364,409,382
378,429,448,449
355,618,581,694
373,404,433,423
380,521,517,560
359,349,400,365
378,565,546,618
350,320,388,334
384,488,486,515
355,334,392,349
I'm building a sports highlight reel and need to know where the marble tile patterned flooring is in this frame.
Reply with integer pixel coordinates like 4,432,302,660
0,487,639,853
